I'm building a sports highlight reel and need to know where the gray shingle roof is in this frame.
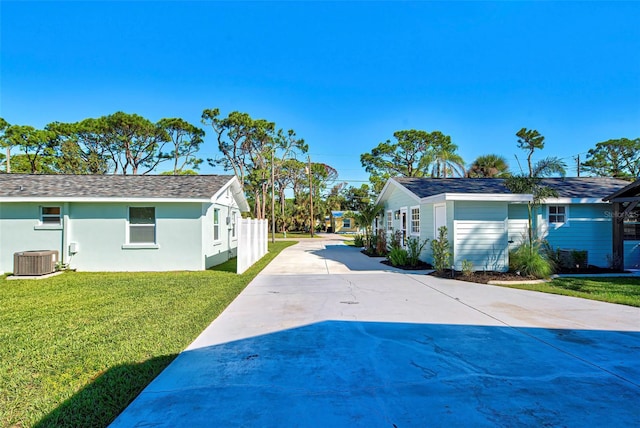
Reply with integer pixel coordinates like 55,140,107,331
604,178,640,201
393,177,631,199
0,174,237,199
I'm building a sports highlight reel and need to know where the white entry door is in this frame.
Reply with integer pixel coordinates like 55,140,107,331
434,204,446,237
399,207,408,247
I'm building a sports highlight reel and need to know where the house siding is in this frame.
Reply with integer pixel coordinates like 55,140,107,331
68,202,204,271
453,201,509,271
539,204,612,268
0,201,211,273
507,204,529,250
0,203,65,272
381,186,418,239
202,202,242,269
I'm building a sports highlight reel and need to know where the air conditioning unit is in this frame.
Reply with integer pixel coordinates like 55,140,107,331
13,250,59,276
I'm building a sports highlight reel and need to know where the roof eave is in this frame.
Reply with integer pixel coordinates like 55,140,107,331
0,197,212,203
376,178,421,205
420,193,533,204
212,176,250,212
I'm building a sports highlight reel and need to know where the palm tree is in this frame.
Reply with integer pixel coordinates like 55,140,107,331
506,128,567,248
429,133,465,178
467,154,510,178
346,202,384,250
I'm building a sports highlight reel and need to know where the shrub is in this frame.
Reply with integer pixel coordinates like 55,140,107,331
375,231,388,256
406,236,429,267
388,230,403,252
388,247,408,267
509,242,554,278
431,226,451,272
461,259,473,277
353,234,365,247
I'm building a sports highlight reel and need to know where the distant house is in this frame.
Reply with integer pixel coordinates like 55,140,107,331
0,174,250,273
326,211,360,234
376,177,631,272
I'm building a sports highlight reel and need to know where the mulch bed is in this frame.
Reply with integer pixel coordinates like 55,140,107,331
380,260,433,270
357,247,629,283
428,270,538,284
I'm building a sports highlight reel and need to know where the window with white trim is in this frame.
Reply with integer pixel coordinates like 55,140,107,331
410,206,420,234
386,211,392,231
548,205,566,224
213,208,220,241
129,207,156,244
343,218,351,228
41,206,61,225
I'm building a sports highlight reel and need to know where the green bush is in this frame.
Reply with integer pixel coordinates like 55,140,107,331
509,242,554,278
406,236,429,267
431,226,451,272
461,259,474,276
387,230,403,252
388,247,409,267
353,234,365,247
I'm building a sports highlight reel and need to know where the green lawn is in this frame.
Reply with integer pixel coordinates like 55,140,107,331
494,276,640,307
0,241,296,428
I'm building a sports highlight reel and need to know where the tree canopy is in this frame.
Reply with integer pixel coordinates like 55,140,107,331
360,129,464,193
582,138,640,179
467,154,510,178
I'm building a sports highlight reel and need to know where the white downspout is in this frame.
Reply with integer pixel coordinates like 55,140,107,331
62,202,69,266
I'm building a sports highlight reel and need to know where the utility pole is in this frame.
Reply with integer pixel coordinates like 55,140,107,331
6,148,10,173
308,155,314,238
271,147,276,243
575,154,581,177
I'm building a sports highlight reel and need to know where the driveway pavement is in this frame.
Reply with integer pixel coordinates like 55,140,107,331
111,236,640,427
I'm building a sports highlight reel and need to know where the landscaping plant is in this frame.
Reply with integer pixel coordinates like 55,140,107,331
461,259,474,277
406,236,429,267
431,226,451,272
387,247,409,267
375,231,387,256
352,234,365,247
509,241,554,278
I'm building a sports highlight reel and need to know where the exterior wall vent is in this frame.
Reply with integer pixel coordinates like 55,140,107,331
13,250,59,276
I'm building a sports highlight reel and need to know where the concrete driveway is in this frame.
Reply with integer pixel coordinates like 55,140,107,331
111,236,640,427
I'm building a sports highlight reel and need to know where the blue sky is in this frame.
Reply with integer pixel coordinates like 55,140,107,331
2,1,639,184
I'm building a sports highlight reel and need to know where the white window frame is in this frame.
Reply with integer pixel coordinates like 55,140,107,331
410,205,420,235
126,207,157,246
342,218,352,229
213,208,221,241
386,210,393,231
548,205,568,225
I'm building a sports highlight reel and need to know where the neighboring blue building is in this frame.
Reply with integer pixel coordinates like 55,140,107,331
376,177,632,272
0,174,249,273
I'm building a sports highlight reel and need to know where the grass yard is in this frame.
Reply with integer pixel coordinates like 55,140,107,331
493,276,640,307
0,241,296,428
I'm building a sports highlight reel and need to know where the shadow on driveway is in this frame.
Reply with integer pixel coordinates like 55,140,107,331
110,321,640,427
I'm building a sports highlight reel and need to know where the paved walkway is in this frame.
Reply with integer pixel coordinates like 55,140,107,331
111,237,640,427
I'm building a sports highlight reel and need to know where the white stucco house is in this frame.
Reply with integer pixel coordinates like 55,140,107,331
375,177,635,272
0,174,250,273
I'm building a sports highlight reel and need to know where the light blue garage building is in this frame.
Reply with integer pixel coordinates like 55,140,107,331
0,174,249,273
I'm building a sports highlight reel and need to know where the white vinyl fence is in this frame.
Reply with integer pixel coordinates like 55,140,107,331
236,218,268,274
